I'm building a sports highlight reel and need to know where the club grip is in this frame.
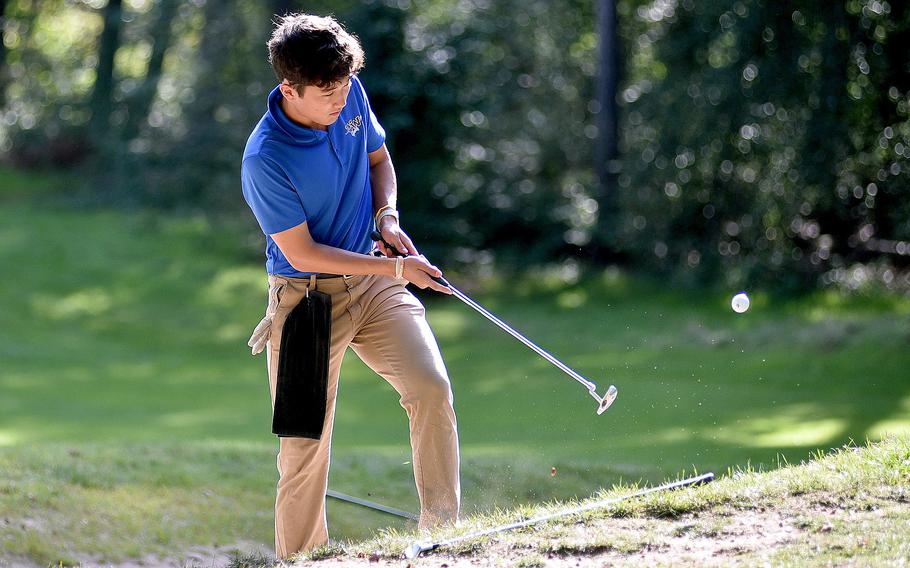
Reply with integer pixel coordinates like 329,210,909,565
370,230,450,288
370,230,404,256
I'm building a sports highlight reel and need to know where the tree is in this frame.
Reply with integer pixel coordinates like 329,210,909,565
88,0,123,138
612,0,910,291
0,0,8,107
121,0,178,142
594,0,619,252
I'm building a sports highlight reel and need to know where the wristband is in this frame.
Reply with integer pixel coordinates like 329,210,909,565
377,208,400,226
374,204,394,224
394,257,404,279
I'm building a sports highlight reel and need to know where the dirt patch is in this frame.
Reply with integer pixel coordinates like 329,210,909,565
4,494,905,567
291,500,843,567
621,509,800,566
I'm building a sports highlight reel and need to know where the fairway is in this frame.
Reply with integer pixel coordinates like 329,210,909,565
1,205,909,562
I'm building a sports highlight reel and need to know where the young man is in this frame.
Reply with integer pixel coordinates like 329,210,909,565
240,13,461,558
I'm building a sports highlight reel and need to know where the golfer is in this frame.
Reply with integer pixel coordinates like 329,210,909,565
241,13,461,558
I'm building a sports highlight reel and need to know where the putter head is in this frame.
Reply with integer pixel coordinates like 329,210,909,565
595,385,618,415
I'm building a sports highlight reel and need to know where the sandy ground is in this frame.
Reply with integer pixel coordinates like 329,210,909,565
293,496,905,568
294,511,800,567
3,494,904,567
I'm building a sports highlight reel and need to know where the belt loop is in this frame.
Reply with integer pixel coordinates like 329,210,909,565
307,274,317,297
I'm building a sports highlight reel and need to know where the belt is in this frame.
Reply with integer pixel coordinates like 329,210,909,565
270,273,358,283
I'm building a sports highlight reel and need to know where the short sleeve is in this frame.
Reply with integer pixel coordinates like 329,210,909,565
354,76,386,152
241,153,308,235
366,107,385,152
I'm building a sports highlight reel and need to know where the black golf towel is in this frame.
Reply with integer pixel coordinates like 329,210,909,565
272,289,332,438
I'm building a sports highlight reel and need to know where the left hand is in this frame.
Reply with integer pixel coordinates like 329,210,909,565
377,217,418,257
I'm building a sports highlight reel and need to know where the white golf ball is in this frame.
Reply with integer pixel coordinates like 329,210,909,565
731,292,750,313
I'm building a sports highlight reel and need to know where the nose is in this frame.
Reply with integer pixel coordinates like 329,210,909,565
333,86,349,108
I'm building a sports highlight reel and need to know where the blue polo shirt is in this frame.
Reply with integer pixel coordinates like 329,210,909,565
241,76,386,276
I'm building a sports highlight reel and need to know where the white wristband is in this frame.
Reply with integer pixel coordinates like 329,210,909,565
394,257,404,279
377,208,399,225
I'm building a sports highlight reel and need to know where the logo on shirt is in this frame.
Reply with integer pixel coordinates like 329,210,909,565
345,115,363,137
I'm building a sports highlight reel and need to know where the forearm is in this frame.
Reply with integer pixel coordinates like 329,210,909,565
370,147,397,215
284,239,395,276
271,214,448,293
281,236,448,294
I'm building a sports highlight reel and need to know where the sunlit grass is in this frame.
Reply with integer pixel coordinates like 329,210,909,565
1,201,909,563
336,437,910,565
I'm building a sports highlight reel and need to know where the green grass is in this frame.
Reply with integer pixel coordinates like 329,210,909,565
0,443,274,565
0,166,76,200
326,436,910,566
0,191,909,564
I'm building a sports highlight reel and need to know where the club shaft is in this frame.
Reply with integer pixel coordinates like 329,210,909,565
429,473,714,552
447,285,598,392
369,231,602,397
326,490,418,521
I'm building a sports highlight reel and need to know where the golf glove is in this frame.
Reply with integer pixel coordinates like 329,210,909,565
247,316,271,355
248,280,286,355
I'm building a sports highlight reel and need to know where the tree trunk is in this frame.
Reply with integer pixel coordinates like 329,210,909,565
0,0,9,107
594,0,618,255
122,0,177,141
89,0,123,138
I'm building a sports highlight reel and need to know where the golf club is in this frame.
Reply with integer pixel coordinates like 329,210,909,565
404,472,715,559
371,231,618,415
326,489,417,521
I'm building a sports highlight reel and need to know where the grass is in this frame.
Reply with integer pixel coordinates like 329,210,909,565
316,436,910,566
0,443,275,565
0,178,909,565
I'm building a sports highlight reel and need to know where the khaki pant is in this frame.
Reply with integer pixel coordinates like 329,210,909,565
256,273,460,558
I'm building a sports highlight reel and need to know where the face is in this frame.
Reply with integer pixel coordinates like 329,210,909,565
279,77,352,130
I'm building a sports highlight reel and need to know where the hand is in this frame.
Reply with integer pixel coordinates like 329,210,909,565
402,255,452,295
377,218,418,257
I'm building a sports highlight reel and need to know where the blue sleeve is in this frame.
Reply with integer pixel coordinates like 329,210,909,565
354,76,386,153
241,153,308,235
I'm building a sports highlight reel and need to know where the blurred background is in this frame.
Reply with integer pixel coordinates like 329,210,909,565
0,0,909,565
2,0,908,288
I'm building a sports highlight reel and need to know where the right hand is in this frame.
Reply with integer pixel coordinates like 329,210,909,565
402,255,452,295
377,218,418,258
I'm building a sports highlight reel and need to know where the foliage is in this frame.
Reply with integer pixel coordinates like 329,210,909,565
614,0,910,292
0,0,908,291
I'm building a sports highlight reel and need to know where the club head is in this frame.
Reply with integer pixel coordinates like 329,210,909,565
404,541,426,560
595,385,618,415
692,472,715,485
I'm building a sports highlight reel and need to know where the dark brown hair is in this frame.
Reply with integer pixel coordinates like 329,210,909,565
267,14,364,90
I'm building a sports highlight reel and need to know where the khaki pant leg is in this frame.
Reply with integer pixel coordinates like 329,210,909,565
265,276,355,559
348,276,461,528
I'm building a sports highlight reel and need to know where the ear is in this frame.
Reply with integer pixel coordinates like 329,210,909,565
279,82,300,100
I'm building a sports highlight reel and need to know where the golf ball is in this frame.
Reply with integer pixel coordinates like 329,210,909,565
731,292,750,313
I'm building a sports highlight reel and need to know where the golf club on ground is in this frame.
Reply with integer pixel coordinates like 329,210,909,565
371,231,618,415
403,472,715,559
326,489,418,521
